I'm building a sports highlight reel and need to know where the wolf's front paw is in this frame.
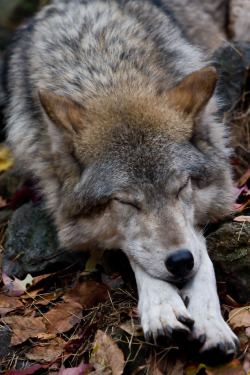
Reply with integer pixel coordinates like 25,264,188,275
192,315,239,364
139,288,194,345
185,302,240,364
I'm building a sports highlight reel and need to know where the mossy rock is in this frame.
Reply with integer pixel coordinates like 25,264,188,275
207,217,250,303
2,201,86,278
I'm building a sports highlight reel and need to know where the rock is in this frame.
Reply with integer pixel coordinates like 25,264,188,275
207,215,250,303
0,326,13,357
213,41,250,114
0,167,30,201
0,209,13,224
0,0,24,25
2,201,86,278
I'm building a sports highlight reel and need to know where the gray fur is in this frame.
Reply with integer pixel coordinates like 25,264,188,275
5,0,239,360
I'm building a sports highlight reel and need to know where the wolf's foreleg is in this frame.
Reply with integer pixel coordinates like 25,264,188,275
130,260,194,345
181,248,240,364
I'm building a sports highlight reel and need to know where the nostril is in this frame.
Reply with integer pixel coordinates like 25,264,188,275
165,249,194,278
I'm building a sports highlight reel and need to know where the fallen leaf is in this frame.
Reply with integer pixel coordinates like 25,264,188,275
233,216,250,222
22,290,63,306
29,273,55,288
228,307,250,330
64,320,100,353
25,337,66,363
246,326,250,338
185,359,246,375
151,369,164,375
131,366,149,375
243,347,250,374
90,330,125,375
151,360,184,375
44,301,82,334
6,364,48,375
233,327,249,350
82,249,102,275
2,315,55,346
233,203,246,211
0,294,24,317
234,185,250,205
119,320,144,337
205,360,247,375
0,195,7,206
62,280,109,308
2,273,33,297
58,363,93,375
238,169,250,188
0,145,14,173
147,352,184,375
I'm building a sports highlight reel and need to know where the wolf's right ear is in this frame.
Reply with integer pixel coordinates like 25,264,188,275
38,90,85,134
166,67,218,117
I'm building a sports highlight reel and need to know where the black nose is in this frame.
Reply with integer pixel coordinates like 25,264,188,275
165,249,194,278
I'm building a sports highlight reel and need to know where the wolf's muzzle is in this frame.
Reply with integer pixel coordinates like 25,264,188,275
165,249,194,278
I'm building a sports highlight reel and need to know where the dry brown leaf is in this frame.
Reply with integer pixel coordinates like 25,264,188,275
31,273,55,285
2,315,55,346
62,281,109,308
185,359,246,375
0,295,24,317
91,330,125,375
44,301,82,334
25,337,66,363
119,320,143,337
233,215,250,222
238,169,250,188
0,196,7,206
228,307,250,330
246,326,250,338
243,347,250,374
148,353,184,375
2,273,33,297
58,363,93,375
22,290,63,306
151,369,164,375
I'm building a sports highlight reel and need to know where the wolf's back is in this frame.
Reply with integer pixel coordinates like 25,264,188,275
5,0,232,220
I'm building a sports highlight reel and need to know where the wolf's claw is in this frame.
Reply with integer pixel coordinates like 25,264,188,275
155,329,170,346
145,324,190,346
178,315,194,327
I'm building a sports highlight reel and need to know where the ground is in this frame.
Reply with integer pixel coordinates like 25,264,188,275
0,1,249,374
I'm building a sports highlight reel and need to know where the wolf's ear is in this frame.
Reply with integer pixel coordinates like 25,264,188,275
38,90,85,134
166,67,217,117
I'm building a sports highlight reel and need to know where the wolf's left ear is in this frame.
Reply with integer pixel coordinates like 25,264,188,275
166,67,218,117
38,90,85,134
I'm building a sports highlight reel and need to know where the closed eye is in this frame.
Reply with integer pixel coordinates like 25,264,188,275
114,197,140,210
177,177,190,197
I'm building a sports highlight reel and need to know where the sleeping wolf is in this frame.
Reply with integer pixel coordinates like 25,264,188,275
5,0,240,364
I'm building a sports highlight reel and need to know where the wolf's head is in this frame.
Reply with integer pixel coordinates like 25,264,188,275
38,67,233,283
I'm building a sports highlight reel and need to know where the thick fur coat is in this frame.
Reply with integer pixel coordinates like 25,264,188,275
5,0,241,364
